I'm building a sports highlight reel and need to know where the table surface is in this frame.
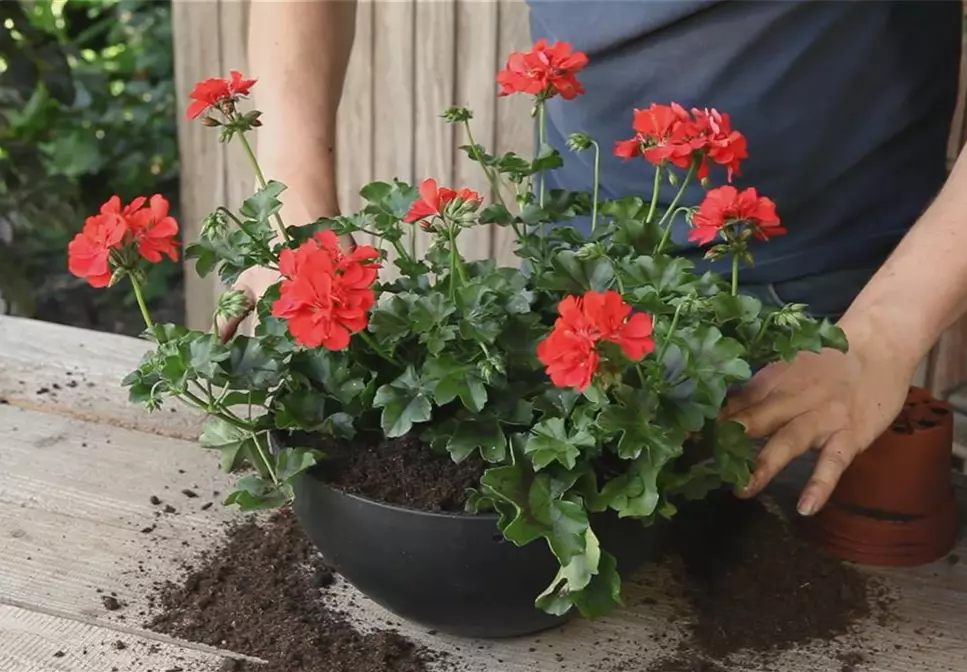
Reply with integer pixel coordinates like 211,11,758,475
1,314,965,672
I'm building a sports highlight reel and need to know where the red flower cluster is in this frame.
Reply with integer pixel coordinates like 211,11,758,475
186,70,257,120
537,290,654,392
497,39,589,101
403,178,482,229
271,230,381,350
68,195,180,288
614,103,748,182
690,186,786,245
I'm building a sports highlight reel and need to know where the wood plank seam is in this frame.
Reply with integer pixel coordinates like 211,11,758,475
0,597,264,663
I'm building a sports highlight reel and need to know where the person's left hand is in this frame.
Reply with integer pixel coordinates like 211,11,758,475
722,327,917,516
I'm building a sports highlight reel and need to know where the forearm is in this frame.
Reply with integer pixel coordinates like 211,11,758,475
247,0,357,225
840,147,967,367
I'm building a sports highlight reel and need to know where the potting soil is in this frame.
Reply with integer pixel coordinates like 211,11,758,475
146,510,445,672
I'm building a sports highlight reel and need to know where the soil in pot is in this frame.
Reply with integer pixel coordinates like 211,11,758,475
314,433,487,512
640,492,897,672
146,510,447,672
806,386,958,567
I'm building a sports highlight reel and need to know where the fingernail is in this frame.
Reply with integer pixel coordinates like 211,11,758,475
797,496,818,517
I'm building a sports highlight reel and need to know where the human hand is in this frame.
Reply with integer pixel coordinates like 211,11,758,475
723,322,918,516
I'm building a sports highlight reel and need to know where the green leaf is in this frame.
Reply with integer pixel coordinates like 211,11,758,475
710,294,762,324
537,548,623,618
239,180,287,223
199,417,251,472
531,143,564,173
480,203,513,226
275,447,324,483
372,366,432,437
537,250,615,293
424,355,488,412
820,320,849,352
369,294,414,347
713,420,756,488
224,474,288,510
524,418,595,470
220,336,283,389
622,255,697,296
447,417,507,463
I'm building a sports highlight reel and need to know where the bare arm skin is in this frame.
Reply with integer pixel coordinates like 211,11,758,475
728,146,967,516
220,0,357,338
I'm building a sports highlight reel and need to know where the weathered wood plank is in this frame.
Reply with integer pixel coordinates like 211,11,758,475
172,0,227,330
0,604,233,672
0,316,202,439
492,0,533,266
336,0,375,218
371,0,416,279
413,0,456,263
453,0,500,262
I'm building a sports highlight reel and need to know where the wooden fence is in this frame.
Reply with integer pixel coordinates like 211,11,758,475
172,0,531,329
172,0,967,402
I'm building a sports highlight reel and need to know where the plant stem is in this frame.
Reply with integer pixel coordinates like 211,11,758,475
447,226,467,301
731,252,740,297
646,165,662,224
236,131,291,243
590,140,601,234
656,300,685,366
250,431,279,486
654,163,696,255
357,330,403,368
464,119,508,210
130,275,154,331
537,103,547,209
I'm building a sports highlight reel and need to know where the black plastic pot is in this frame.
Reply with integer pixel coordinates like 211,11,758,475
290,468,665,639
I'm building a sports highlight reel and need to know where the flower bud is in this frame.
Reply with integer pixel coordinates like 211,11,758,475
566,132,592,152
108,266,128,287
667,171,680,187
575,242,606,260
202,116,221,127
201,212,229,239
441,106,473,123
215,289,251,323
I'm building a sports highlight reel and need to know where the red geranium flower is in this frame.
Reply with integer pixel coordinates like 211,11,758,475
403,178,482,228
271,231,381,350
537,290,655,392
186,70,257,120
614,103,748,183
690,107,748,182
690,186,785,245
614,103,696,171
496,39,589,101
128,195,180,263
67,212,127,288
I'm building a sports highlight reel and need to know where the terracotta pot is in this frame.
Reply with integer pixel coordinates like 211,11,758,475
804,386,958,567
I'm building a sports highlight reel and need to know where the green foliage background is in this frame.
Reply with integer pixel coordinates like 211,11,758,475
0,0,179,323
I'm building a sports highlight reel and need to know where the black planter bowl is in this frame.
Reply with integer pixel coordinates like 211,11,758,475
290,468,665,639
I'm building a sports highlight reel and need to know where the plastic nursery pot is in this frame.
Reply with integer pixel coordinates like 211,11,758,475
288,463,663,639
804,386,958,567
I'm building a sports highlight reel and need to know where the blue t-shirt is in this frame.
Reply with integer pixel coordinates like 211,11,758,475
527,0,962,284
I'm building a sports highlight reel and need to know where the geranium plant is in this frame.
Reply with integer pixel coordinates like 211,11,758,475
68,41,846,617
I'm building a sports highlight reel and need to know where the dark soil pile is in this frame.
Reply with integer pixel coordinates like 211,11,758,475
317,434,486,512
646,492,892,671
146,510,443,672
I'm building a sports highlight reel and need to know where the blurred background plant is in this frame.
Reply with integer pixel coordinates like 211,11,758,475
0,0,181,334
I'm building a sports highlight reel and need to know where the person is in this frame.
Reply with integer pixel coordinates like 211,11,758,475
236,0,966,517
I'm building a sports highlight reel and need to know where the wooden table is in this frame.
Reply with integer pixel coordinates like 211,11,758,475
1,315,965,672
